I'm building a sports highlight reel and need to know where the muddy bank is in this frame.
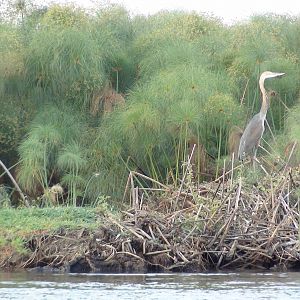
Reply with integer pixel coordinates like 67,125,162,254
2,166,300,273
0,215,207,273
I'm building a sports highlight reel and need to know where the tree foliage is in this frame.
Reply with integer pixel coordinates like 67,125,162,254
1,3,300,205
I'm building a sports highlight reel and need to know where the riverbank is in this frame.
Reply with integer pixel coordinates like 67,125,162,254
1,165,300,273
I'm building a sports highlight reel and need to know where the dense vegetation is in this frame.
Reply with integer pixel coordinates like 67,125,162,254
1,1,300,207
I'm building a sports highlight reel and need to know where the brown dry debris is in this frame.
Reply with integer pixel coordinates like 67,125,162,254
90,81,125,117
2,159,300,273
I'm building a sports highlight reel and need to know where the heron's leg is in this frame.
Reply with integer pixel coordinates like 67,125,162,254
252,148,258,170
252,159,256,171
253,148,258,161
253,156,268,175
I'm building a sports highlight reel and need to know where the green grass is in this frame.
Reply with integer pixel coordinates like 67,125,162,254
0,206,103,256
0,207,101,237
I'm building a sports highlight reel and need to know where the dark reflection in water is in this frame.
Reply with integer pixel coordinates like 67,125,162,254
0,271,300,299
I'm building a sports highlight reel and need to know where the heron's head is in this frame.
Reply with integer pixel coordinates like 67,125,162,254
260,71,285,81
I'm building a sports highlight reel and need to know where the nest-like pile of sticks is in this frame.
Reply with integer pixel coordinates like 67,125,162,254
5,160,300,272
118,161,300,271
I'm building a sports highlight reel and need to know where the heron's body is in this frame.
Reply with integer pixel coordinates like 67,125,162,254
238,71,285,161
238,112,265,160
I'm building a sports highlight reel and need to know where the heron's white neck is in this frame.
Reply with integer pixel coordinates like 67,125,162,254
259,78,269,117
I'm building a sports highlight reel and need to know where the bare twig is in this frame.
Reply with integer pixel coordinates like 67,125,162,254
0,160,29,207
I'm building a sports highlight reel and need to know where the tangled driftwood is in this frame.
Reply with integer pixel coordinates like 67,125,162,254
0,141,300,272
2,149,300,272
118,164,300,271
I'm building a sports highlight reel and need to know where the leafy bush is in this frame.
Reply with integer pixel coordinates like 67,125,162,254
17,104,88,202
1,4,300,204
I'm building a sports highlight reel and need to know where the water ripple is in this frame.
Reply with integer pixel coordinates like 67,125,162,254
1,272,300,300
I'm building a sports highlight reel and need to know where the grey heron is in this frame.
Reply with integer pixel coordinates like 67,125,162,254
238,71,285,161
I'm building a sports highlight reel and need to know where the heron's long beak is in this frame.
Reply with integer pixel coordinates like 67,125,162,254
273,72,285,78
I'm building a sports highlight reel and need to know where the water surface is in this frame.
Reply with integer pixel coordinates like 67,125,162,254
0,271,299,299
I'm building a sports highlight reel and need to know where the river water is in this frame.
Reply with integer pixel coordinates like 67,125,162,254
0,271,300,299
